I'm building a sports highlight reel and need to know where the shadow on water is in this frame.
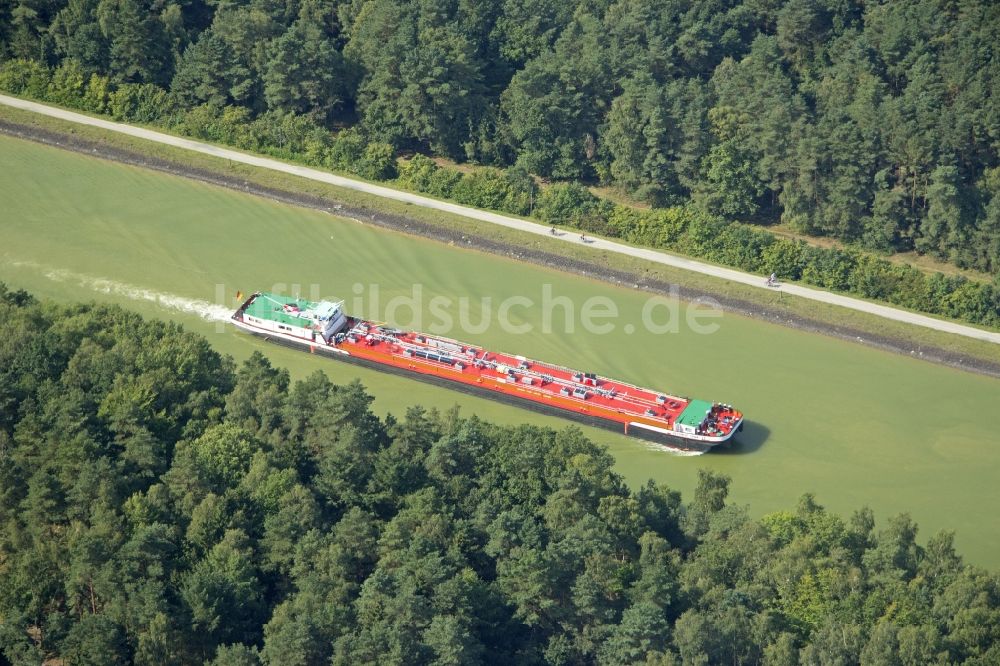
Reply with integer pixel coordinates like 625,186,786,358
710,420,770,455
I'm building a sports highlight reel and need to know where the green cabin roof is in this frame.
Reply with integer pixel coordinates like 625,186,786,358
676,399,714,428
245,293,320,328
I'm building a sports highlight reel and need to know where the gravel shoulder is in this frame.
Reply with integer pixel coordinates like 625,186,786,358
3,118,999,379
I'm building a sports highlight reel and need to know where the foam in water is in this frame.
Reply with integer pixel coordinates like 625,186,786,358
637,440,708,457
10,261,232,322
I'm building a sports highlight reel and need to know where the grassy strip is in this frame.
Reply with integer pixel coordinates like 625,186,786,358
2,102,998,367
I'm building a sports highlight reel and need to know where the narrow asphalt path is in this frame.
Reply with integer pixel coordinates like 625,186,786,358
3,93,998,345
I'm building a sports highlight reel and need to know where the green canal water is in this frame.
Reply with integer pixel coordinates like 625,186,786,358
3,135,999,567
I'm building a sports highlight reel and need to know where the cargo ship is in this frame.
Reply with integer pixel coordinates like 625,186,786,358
231,292,743,447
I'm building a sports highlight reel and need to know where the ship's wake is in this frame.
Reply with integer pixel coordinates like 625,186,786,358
636,440,709,456
8,261,232,322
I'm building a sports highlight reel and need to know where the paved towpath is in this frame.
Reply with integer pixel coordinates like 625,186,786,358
3,93,998,345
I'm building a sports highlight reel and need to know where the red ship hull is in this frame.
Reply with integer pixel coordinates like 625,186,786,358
232,293,743,448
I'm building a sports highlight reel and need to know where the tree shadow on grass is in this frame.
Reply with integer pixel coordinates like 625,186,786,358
709,420,770,455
